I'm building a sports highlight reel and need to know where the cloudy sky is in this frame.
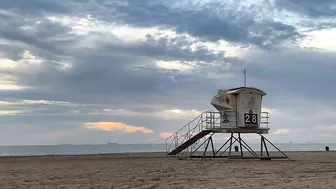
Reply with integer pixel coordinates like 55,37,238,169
0,0,336,146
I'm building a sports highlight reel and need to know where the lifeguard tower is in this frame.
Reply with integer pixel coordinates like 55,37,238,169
165,86,291,160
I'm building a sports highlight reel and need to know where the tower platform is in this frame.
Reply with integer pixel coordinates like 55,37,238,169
210,127,269,134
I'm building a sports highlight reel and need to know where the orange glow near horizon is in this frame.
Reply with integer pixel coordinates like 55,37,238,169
160,132,173,139
85,122,153,134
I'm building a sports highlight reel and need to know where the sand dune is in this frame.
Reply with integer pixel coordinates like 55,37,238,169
0,151,335,188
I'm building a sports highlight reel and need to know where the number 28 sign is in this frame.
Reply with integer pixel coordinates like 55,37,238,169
244,112,258,127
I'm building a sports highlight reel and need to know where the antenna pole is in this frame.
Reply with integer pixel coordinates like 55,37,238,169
243,68,247,87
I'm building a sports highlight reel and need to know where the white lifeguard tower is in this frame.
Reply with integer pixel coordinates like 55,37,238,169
210,87,269,134
165,86,291,160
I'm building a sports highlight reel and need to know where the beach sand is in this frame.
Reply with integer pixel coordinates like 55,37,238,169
0,151,336,189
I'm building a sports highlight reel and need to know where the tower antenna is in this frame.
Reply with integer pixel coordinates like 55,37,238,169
243,68,247,87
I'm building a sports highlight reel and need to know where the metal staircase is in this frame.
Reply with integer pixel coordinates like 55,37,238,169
165,111,236,159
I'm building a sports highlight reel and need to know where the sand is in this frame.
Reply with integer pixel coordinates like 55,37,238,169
0,151,336,189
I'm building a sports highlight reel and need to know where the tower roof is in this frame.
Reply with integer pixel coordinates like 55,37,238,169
226,86,266,96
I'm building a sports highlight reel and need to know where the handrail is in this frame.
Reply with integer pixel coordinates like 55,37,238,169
165,111,206,141
165,111,224,155
165,111,208,155
165,110,235,155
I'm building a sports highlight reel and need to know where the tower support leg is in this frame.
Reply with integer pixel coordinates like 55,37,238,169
202,136,215,160
261,135,263,157
228,133,233,160
213,135,232,156
189,133,214,158
218,135,239,157
259,133,291,160
238,133,243,157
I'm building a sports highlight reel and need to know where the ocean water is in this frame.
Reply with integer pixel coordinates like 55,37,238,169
0,143,335,157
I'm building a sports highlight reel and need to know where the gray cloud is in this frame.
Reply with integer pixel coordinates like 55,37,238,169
243,47,336,102
274,0,336,18
106,0,301,49
0,22,75,58
1,0,303,50
2,34,227,104
0,3,237,110
0,0,69,16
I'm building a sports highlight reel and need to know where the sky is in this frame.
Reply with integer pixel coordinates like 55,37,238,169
0,0,336,145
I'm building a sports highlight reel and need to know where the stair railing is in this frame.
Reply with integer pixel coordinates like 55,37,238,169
165,111,208,156
165,110,227,156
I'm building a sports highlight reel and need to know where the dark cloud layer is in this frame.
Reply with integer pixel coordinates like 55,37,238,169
1,0,69,15
0,2,234,109
245,48,336,101
275,0,336,17
106,0,300,49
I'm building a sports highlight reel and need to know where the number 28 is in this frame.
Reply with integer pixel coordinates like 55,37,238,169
245,114,257,123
